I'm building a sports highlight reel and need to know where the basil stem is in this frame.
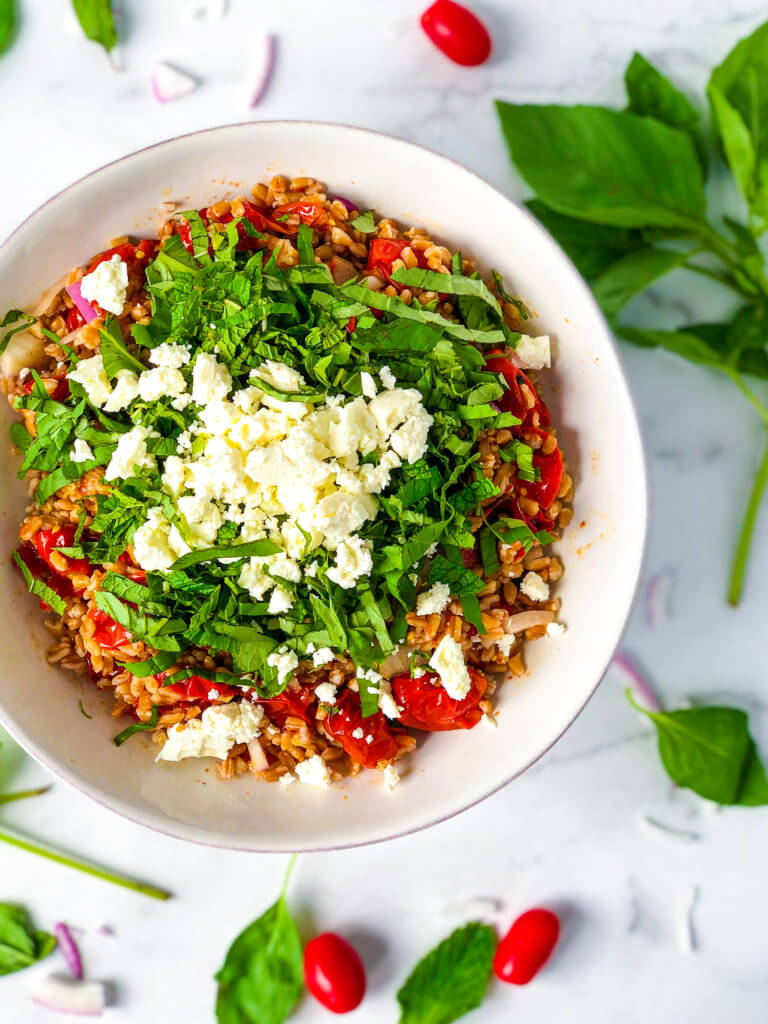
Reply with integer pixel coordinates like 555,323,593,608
0,786,51,806
729,430,768,606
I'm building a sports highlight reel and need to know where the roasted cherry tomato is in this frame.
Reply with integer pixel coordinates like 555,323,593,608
162,674,239,702
485,353,550,429
391,667,487,731
322,690,400,768
258,683,316,728
23,374,70,402
345,316,357,334
494,908,560,985
420,0,492,67
366,237,408,277
87,242,136,273
523,428,563,512
87,607,132,651
66,306,85,331
14,546,74,609
304,933,366,1014
31,527,91,578
273,197,329,230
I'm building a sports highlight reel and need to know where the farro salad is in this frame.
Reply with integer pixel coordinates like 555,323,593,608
1,174,571,792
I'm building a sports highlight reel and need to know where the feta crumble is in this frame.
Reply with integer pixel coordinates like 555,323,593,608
327,535,373,589
103,369,140,412
80,254,129,316
429,634,472,700
105,425,157,482
384,764,400,792
295,753,331,789
312,647,335,668
520,571,550,603
68,355,111,408
416,582,451,616
157,702,264,762
149,343,191,369
547,621,567,637
70,438,94,463
360,371,377,398
351,727,365,740
379,365,397,390
513,334,551,371
314,682,337,704
279,772,297,787
266,646,299,686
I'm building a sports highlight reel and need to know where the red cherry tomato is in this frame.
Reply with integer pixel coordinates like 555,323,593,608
523,428,563,512
162,674,239,702
366,237,408,277
15,545,74,609
87,242,136,274
87,607,132,650
391,667,487,731
32,527,91,578
304,933,366,1014
66,306,85,331
322,690,400,768
23,374,70,402
273,197,329,230
485,353,550,429
494,908,560,985
420,0,492,67
257,684,316,728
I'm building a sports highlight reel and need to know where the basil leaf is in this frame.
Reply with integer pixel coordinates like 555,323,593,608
525,201,645,280
617,325,724,369
625,52,707,171
113,707,159,747
350,210,376,233
118,650,178,678
12,552,67,616
0,0,14,54
71,0,117,54
296,223,314,266
397,922,496,1024
0,309,35,354
709,20,768,223
99,317,145,378
170,538,281,571
628,691,768,805
591,246,691,320
215,860,303,1024
391,268,502,319
496,102,707,229
0,904,56,976
93,591,184,651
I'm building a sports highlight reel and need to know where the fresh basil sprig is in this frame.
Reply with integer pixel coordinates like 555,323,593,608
497,20,768,605
627,690,768,805
0,904,55,976
215,855,303,1024
397,922,496,1024
71,0,117,58
0,0,14,56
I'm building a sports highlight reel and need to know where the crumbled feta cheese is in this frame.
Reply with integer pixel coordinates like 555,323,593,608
378,679,401,720
266,646,299,686
365,735,373,744
384,764,400,791
267,586,294,615
547,621,567,637
105,425,156,481
70,438,94,463
360,371,377,398
251,360,305,393
520,571,550,603
68,354,111,408
416,582,451,616
149,343,191,369
351,727,365,740
429,635,472,700
295,753,331,789
327,535,373,589
379,365,397,390
192,352,232,405
279,772,297,787
314,682,337,704
103,369,140,412
138,366,187,402
157,702,264,762
208,688,220,700
312,647,335,668
80,254,128,315
133,507,188,571
495,634,516,657
513,334,551,371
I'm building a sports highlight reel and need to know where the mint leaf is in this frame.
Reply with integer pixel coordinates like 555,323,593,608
397,922,496,1024
71,0,117,54
0,904,56,976
625,52,707,170
617,326,724,369
496,102,707,229
215,857,302,1024
628,691,768,805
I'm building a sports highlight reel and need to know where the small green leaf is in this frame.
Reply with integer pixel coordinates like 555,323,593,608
0,0,14,56
0,309,35,354
397,922,496,1024
525,201,645,280
113,707,159,747
350,210,376,233
618,325,724,369
99,317,145,378
591,246,691,320
12,551,67,616
71,0,117,55
170,538,281,571
0,904,56,976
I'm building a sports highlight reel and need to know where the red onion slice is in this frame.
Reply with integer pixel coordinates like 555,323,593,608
28,975,105,1016
65,280,98,324
54,922,83,980
152,62,199,103
613,652,661,712
247,34,275,108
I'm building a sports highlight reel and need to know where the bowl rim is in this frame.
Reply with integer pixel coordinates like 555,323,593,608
0,119,649,851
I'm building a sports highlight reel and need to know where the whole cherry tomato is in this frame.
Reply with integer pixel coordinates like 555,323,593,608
494,908,560,985
391,667,487,731
87,607,132,650
322,689,400,768
32,527,91,578
304,933,366,1014
485,352,550,428
420,0,492,67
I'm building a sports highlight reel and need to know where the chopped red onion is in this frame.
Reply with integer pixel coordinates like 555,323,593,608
334,196,357,212
247,35,275,108
152,62,199,103
54,922,83,980
28,975,105,1016
65,281,98,324
613,652,661,712
646,572,673,628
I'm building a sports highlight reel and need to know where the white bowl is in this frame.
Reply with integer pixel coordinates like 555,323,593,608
0,122,646,851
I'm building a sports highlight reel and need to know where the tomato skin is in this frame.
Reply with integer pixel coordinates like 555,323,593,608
485,353,550,429
87,607,132,650
494,909,560,985
257,684,315,728
304,933,366,1014
66,306,85,331
420,0,492,67
322,690,400,768
32,527,91,579
162,674,238,702
23,374,70,402
87,242,136,273
391,667,487,731
525,428,563,512
273,197,329,230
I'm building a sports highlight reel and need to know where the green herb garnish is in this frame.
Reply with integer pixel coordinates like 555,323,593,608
0,904,55,976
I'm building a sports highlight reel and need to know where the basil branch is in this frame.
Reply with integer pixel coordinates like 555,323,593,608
729,432,768,606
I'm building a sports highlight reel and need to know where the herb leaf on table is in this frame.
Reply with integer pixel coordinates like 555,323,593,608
0,0,14,56
71,0,118,56
0,904,55,976
397,922,496,1024
496,17,768,605
215,855,303,1024
627,691,768,805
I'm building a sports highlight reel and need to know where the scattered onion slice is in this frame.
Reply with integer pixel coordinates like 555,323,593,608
152,62,199,103
65,280,98,324
246,34,275,107
613,652,661,712
54,923,83,980
646,572,673,628
503,610,554,634
247,739,268,772
29,975,105,1016
334,196,357,213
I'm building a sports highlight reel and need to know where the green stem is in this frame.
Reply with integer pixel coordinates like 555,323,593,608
0,829,171,901
728,431,768,606
683,261,746,293
0,786,51,806
280,853,298,901
724,367,768,428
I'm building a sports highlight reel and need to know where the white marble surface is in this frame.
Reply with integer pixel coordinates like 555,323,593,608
1,0,767,1020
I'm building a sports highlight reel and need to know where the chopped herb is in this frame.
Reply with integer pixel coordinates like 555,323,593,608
350,210,376,233
113,707,159,747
